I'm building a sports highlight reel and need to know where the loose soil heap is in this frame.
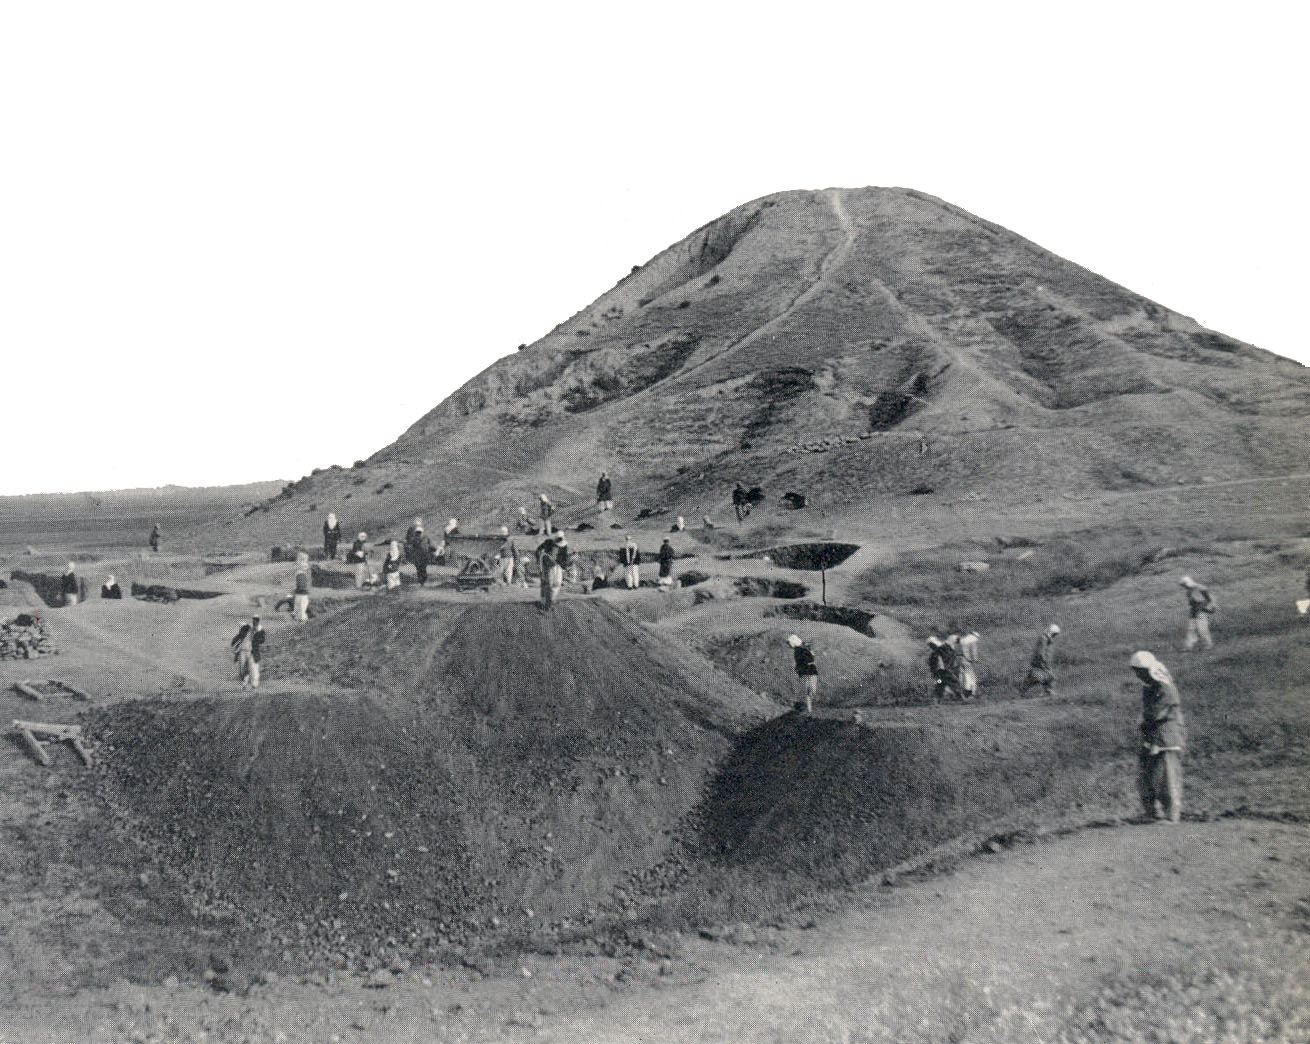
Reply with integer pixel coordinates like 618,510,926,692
85,598,773,965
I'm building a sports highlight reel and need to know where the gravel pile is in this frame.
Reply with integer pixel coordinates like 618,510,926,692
0,612,54,659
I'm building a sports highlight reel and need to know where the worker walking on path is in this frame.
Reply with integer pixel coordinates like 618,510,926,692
231,616,266,688
1020,624,1061,696
787,634,818,713
927,636,960,701
494,526,518,585
1180,575,1216,650
322,513,342,560
620,536,641,589
149,523,162,553
1131,650,1186,823
596,472,613,515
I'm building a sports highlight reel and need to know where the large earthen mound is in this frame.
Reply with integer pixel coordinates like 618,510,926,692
86,598,773,962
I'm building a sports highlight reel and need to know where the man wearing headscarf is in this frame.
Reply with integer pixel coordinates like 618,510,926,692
101,575,122,599
788,634,818,713
1179,576,1215,650
382,541,404,591
61,563,80,607
1130,651,1185,823
348,533,371,588
1020,624,1061,696
657,537,675,589
619,536,641,589
550,533,570,599
322,513,342,560
539,494,554,535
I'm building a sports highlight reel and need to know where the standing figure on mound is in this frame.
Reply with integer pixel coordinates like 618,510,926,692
1179,575,1216,650
1020,624,1061,697
322,512,342,560
231,615,266,688
536,532,559,608
787,633,818,713
382,541,404,591
657,537,675,590
596,471,613,516
619,536,641,590
1130,650,1186,823
61,563,80,607
494,526,518,586
539,494,555,535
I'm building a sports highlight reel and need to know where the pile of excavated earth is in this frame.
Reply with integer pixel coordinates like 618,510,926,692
84,598,777,965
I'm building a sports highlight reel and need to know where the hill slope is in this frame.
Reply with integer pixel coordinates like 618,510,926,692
213,187,1309,546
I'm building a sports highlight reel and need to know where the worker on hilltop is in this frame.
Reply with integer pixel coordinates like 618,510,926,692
322,513,342,560
619,535,641,589
596,471,613,516
149,523,162,553
732,483,750,524
1020,624,1061,697
1131,650,1186,823
1180,575,1216,650
787,634,819,713
494,525,518,586
231,615,266,688
100,575,122,600
539,494,555,535
61,563,80,607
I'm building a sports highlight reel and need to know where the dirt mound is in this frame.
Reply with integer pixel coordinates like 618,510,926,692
697,713,1113,885
86,598,772,965
0,578,41,609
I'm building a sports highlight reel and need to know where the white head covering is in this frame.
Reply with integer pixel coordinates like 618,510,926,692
499,525,510,536
1045,623,1061,637
327,513,337,526
1179,575,1196,588
540,493,551,502
926,635,942,647
413,517,423,527
1130,650,1174,685
104,575,115,586
389,540,401,558
787,634,803,647
296,551,310,567
445,518,458,533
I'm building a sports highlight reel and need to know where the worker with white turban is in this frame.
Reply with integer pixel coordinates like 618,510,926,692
1020,623,1061,697
1130,650,1186,823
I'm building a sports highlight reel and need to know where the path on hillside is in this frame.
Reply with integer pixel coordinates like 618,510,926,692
668,187,859,389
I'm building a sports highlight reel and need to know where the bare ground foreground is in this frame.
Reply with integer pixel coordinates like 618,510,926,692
1,476,1308,1042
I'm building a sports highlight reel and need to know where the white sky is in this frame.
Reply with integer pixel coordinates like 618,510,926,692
2,2,1305,495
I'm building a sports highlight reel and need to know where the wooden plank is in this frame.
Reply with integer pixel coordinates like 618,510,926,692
13,720,83,740
69,737,93,766
15,726,51,767
12,682,44,702
51,681,92,702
